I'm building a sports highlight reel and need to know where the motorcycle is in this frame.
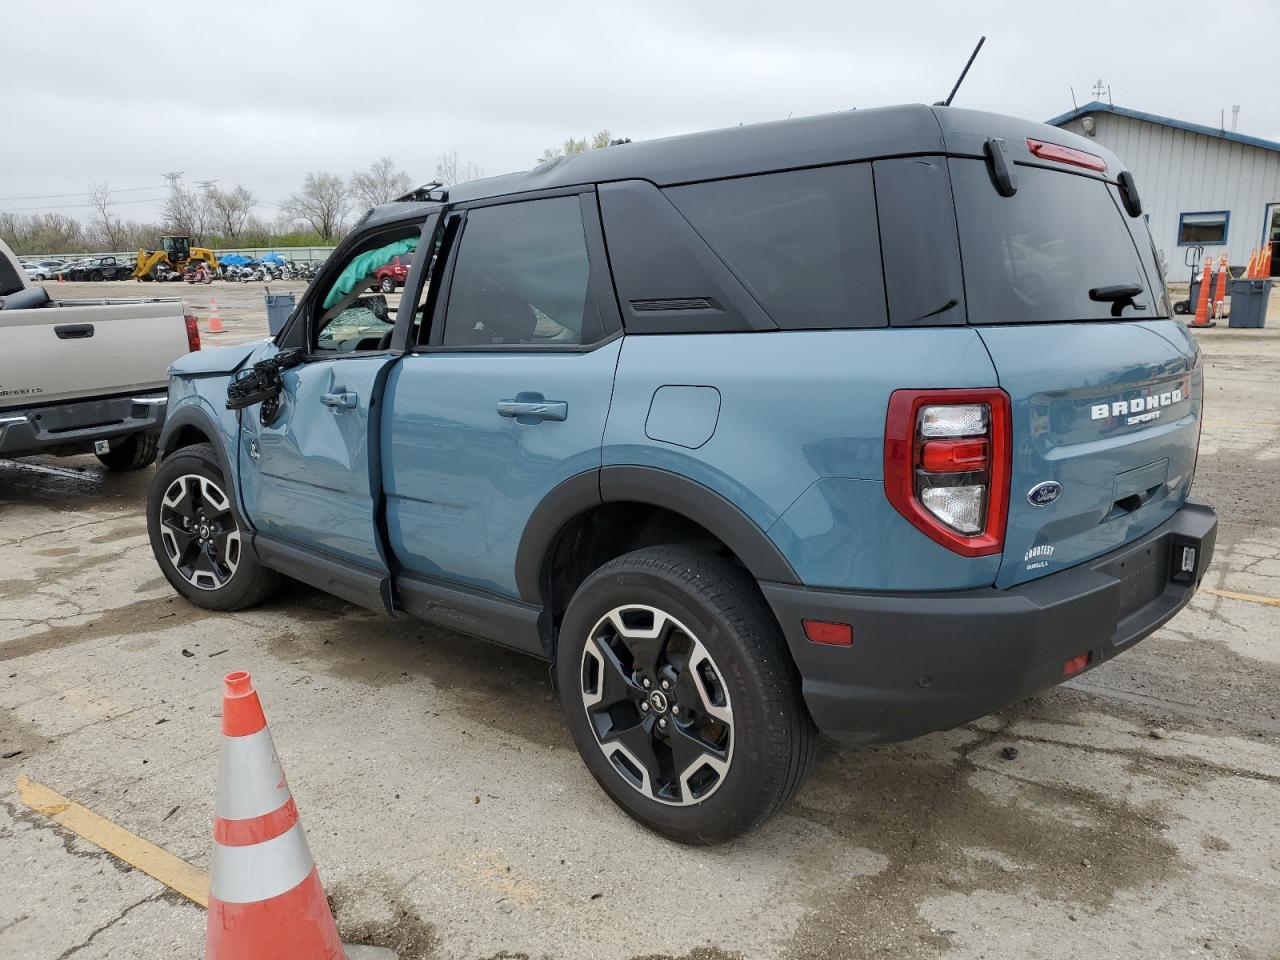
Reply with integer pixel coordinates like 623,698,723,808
183,263,214,284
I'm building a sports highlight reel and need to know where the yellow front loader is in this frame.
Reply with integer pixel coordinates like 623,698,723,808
133,236,219,280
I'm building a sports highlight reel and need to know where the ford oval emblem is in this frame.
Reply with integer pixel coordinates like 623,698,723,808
1027,481,1062,506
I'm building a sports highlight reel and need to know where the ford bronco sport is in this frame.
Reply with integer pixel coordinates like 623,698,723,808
147,104,1216,844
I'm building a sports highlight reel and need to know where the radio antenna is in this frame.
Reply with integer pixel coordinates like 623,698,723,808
937,36,986,107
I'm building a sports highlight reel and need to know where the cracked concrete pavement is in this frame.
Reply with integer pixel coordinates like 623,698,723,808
2,320,1279,959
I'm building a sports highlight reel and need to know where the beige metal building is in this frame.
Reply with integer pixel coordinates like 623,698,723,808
1049,102,1280,278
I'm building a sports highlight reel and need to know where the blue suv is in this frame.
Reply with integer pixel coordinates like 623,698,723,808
148,104,1216,843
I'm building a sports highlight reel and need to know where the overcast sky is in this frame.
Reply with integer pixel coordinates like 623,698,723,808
5,0,1280,226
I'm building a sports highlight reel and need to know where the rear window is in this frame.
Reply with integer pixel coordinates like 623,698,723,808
950,159,1154,323
665,164,886,330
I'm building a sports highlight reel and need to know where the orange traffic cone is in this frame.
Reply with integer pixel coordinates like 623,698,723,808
1262,245,1273,279
1245,250,1258,279
1190,257,1215,327
207,672,345,960
1211,253,1230,319
207,299,226,334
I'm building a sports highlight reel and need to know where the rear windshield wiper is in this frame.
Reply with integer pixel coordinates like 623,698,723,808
1089,283,1147,317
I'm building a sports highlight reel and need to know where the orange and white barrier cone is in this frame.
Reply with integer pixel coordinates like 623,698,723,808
207,299,226,334
1245,250,1258,279
1262,245,1273,279
207,672,345,960
1211,253,1230,319
1190,257,1215,327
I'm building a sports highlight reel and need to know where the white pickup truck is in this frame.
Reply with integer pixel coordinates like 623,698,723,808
0,237,199,470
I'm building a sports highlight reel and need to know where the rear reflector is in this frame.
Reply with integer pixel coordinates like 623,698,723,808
1063,653,1091,678
1026,138,1107,172
802,619,853,646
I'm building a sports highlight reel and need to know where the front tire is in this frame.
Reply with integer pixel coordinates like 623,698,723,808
95,432,158,471
379,276,395,294
146,443,281,610
556,545,815,844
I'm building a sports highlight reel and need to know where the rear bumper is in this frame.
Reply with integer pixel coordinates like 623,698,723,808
0,392,167,457
761,501,1217,744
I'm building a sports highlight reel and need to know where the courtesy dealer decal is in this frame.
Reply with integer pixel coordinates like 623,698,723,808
1024,543,1054,570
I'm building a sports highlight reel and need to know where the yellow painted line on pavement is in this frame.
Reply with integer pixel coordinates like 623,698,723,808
16,775,209,907
1203,587,1280,608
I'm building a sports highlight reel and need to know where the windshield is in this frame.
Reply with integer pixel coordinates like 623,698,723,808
950,159,1161,323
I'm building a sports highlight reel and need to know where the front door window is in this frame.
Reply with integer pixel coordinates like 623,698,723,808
313,232,420,354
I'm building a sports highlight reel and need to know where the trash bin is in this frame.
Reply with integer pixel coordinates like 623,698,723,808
265,291,295,336
1227,278,1272,328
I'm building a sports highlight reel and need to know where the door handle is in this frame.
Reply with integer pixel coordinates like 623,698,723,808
55,323,94,339
320,391,357,409
497,399,568,422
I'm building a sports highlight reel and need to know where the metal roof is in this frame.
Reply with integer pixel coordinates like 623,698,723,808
1046,101,1280,154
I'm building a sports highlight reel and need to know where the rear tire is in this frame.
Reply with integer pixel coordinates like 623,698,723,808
379,276,395,294
556,545,816,844
95,432,159,471
147,443,281,611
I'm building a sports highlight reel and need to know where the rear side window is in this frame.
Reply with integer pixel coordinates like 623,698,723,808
442,196,603,347
951,160,1153,323
665,165,886,329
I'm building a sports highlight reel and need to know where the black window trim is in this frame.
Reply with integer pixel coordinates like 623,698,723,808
410,186,623,356
281,212,434,363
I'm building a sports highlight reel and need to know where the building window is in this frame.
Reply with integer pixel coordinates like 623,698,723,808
1177,211,1229,246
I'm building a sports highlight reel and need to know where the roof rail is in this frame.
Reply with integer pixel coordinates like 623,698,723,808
395,181,449,203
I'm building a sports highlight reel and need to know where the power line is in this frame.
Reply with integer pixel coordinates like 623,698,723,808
2,195,170,212
0,184,168,201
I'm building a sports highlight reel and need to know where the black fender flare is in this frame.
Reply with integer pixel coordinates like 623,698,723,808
158,404,228,466
513,465,800,604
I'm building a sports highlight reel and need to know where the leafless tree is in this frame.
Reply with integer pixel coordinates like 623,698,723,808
206,185,256,241
281,172,349,242
0,211,87,255
86,181,128,250
161,176,214,244
435,151,484,186
350,157,413,210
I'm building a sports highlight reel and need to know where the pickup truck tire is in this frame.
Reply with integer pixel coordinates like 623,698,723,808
379,276,395,294
147,443,282,611
556,544,816,844
95,432,159,471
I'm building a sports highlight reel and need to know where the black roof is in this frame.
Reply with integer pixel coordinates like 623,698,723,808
364,103,1123,226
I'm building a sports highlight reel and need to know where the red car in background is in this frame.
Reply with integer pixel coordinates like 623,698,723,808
374,254,414,293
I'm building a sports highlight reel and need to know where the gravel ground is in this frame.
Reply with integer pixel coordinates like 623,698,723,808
0,305,1278,959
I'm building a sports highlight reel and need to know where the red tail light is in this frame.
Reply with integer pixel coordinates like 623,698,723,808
884,388,1011,557
1026,138,1107,172
184,313,202,352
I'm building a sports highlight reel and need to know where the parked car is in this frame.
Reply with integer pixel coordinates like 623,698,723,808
21,258,69,281
373,253,414,293
56,255,130,282
0,238,200,469
147,104,1216,844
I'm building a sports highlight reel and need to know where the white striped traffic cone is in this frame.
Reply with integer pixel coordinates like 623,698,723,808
207,671,345,960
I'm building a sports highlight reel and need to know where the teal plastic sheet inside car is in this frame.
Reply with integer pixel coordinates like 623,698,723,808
322,238,417,308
